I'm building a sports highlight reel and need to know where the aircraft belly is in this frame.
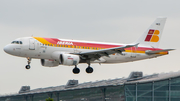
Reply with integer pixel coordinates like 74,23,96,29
103,53,158,63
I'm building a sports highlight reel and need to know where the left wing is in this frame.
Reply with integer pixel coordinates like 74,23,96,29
73,43,139,60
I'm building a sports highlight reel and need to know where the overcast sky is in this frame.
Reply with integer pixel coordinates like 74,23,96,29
0,0,180,95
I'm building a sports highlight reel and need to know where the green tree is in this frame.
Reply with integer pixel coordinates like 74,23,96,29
46,97,54,101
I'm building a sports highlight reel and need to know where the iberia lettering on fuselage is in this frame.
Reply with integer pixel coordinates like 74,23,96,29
57,41,73,45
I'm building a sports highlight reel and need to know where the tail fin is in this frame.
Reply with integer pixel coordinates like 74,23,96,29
134,17,167,48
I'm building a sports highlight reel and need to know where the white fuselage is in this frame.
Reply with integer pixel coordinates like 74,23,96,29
4,37,164,65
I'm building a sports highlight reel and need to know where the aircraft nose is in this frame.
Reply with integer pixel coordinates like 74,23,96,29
3,45,11,54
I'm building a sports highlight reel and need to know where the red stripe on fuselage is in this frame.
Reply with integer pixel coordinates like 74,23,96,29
42,37,162,51
43,38,59,44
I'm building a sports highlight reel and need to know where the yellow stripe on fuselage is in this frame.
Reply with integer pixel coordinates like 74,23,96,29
33,37,52,44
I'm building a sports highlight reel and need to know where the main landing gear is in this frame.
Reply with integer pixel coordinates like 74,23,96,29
25,57,31,69
72,61,94,74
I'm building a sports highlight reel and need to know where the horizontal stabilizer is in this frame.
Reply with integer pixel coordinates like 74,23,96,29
145,49,175,55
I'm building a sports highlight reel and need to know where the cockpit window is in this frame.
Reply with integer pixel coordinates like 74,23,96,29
11,41,23,44
11,41,16,44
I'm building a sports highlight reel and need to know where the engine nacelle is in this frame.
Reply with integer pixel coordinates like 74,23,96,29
60,54,80,66
41,59,59,67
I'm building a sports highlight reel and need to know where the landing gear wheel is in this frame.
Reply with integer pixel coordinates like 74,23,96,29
73,67,80,74
86,66,93,73
25,65,31,69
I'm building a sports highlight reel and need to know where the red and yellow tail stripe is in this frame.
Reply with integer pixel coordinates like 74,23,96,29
145,29,160,42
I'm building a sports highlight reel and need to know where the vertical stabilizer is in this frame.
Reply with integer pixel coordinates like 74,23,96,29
134,17,167,48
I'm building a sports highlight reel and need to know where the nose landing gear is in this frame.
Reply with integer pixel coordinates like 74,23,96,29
25,57,31,69
25,65,30,69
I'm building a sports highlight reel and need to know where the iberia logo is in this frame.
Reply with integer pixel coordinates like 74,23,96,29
145,29,160,42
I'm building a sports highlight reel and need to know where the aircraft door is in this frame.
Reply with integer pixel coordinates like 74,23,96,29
29,38,35,50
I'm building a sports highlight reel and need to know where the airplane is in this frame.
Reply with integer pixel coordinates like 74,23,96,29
3,17,174,74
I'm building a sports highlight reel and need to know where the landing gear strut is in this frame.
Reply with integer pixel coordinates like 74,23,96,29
73,65,80,74
86,60,93,73
25,57,31,69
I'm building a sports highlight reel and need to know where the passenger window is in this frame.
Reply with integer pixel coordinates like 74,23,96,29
20,41,22,44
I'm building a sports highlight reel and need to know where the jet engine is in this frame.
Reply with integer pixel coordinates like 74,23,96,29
59,54,80,66
41,59,59,67
51,52,80,66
